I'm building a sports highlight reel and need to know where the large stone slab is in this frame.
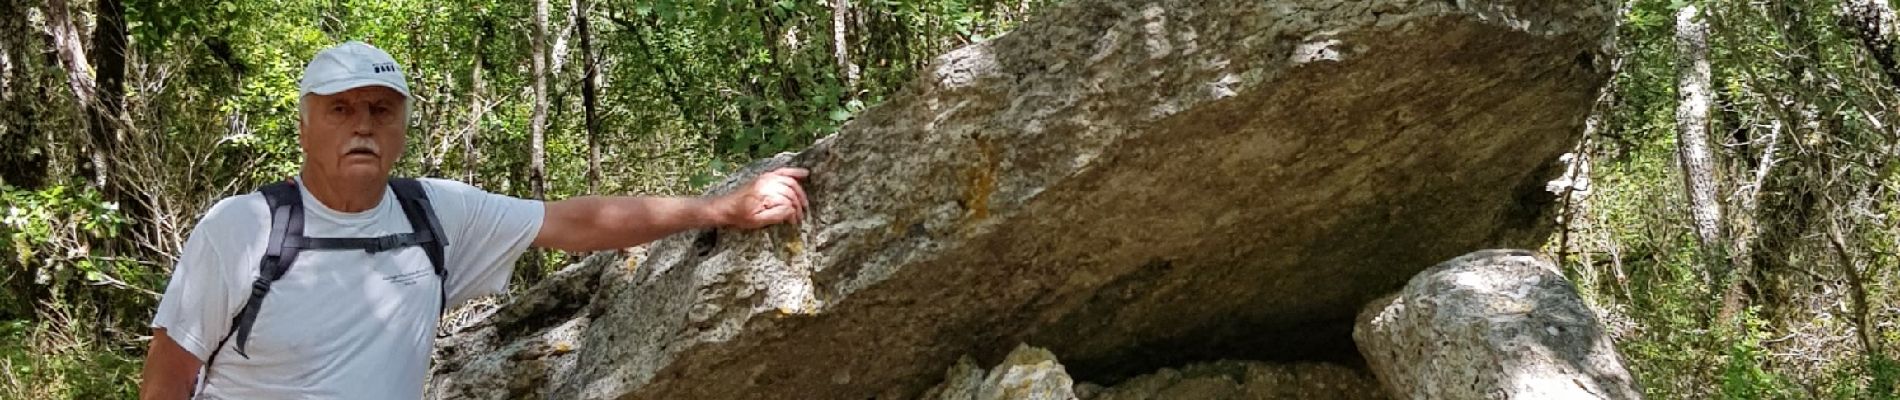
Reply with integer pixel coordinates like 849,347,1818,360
429,0,1615,398
1353,250,1641,399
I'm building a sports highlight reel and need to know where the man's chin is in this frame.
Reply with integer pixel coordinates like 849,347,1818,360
335,163,391,180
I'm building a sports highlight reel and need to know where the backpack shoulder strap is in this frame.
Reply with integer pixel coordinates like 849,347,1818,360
199,179,302,395
389,178,449,313
224,180,304,358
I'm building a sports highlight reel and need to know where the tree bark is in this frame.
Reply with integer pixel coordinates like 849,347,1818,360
528,0,551,282
465,20,488,185
0,34,10,98
43,0,107,189
579,0,601,194
0,1,47,188
531,0,550,201
90,0,125,142
550,0,580,74
832,0,859,98
92,0,136,242
1674,4,1727,278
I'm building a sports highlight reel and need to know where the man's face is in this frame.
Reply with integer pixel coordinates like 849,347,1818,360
299,87,406,183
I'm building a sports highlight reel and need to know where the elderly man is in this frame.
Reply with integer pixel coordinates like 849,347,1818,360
137,41,809,399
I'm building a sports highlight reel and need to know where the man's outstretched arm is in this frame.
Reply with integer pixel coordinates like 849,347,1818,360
532,168,809,252
139,328,202,400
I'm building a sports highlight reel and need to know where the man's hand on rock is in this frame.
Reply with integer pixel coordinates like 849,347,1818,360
721,168,810,230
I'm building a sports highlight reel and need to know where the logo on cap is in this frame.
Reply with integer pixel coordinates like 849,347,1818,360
372,62,398,74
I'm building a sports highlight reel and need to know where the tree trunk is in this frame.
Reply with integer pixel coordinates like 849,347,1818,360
92,0,136,243
43,0,106,189
579,0,601,194
0,34,10,98
527,0,551,282
545,0,580,152
1674,5,1727,281
90,0,124,147
0,1,47,189
465,21,487,185
531,0,550,201
550,0,580,74
831,0,859,98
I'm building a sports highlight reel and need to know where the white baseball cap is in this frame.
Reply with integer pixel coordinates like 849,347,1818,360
299,41,410,98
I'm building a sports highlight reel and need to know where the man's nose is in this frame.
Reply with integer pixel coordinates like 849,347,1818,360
351,108,376,135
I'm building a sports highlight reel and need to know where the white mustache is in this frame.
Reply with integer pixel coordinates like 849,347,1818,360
345,141,379,156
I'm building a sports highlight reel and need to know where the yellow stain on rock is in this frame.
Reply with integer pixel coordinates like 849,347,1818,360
780,227,805,256
963,136,1000,221
774,297,822,316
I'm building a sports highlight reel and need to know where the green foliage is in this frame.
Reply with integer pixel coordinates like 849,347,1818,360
1718,312,1800,399
0,184,146,301
0,184,159,398
0,306,143,399
2,185,125,263
1826,354,1900,399
594,0,1051,164
1562,0,1900,398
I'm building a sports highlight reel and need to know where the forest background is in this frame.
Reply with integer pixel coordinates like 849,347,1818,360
3,0,1900,398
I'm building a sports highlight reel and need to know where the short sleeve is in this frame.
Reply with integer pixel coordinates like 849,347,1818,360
421,179,545,305
151,195,265,361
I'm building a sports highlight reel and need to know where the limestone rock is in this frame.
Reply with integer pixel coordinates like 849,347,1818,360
924,356,989,400
426,253,614,399
1084,361,1385,400
430,0,1616,397
925,345,1078,400
924,346,1383,400
1353,250,1641,399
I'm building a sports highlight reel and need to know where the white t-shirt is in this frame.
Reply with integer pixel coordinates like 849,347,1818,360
152,178,543,399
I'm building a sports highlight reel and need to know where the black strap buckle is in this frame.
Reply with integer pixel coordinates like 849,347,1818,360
365,235,402,253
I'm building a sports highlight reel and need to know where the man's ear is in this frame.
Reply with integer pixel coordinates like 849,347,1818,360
296,117,309,149
295,94,309,144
